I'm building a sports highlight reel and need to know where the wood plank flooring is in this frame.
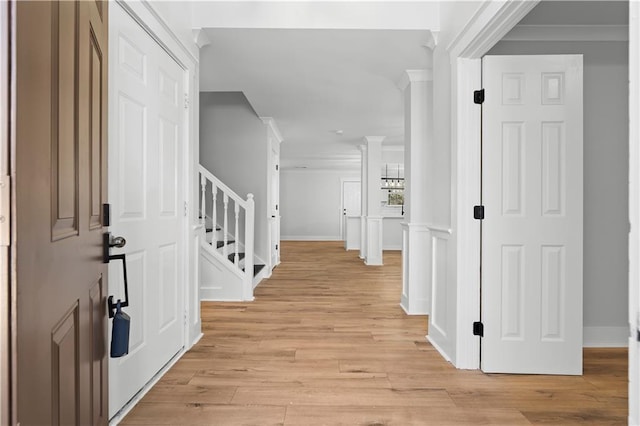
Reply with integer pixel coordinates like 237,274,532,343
122,241,628,425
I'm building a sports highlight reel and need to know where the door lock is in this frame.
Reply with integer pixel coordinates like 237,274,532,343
103,232,130,318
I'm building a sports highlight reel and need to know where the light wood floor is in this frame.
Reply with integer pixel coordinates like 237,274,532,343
122,241,627,425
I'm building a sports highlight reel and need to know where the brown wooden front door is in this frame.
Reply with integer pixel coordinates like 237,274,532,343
14,1,109,424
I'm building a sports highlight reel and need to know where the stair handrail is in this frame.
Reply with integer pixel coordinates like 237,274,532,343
198,164,256,300
198,165,250,211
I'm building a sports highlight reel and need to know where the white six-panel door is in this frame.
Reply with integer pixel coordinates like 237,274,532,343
108,3,185,417
341,180,361,240
629,1,640,422
482,55,583,374
270,146,280,269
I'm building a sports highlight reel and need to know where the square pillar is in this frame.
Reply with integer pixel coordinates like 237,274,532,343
398,70,433,314
359,145,367,260
364,136,384,265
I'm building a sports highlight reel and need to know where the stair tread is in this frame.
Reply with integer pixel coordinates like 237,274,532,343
216,240,235,249
228,252,246,262
253,264,266,277
206,227,222,233
241,264,265,277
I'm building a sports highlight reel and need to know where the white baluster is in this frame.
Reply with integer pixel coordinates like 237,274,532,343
200,173,206,224
234,202,240,267
223,194,229,258
210,182,217,245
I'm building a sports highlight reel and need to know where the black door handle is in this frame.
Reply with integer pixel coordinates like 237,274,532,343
103,232,130,318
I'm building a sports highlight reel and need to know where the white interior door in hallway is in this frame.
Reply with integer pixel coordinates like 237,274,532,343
341,180,361,239
270,147,280,270
108,3,185,417
481,55,583,374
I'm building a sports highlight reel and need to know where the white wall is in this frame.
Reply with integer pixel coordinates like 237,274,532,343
281,169,360,240
199,92,269,264
426,1,484,365
487,40,629,344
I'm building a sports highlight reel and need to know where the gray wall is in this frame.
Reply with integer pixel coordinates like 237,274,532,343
281,169,360,240
487,41,629,331
199,92,269,264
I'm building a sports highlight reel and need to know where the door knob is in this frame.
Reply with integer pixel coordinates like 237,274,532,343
110,235,126,248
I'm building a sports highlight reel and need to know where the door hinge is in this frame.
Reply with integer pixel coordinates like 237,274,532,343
0,176,9,247
474,205,484,220
275,244,278,250
474,89,485,104
184,201,188,217
276,164,279,171
184,93,189,110
473,321,484,337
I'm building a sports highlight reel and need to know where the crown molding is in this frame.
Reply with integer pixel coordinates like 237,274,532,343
363,136,386,145
422,30,440,50
192,28,211,49
397,69,433,91
447,0,539,59
260,117,284,143
502,25,629,42
382,145,404,152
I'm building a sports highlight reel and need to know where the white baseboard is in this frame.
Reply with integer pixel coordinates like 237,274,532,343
426,334,453,364
583,326,628,347
281,235,342,241
109,348,185,425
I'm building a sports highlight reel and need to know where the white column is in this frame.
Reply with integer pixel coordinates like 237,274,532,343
359,144,368,260
398,70,433,314
364,136,384,265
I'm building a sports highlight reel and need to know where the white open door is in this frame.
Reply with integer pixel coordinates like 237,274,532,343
629,1,639,422
108,3,185,417
482,55,583,374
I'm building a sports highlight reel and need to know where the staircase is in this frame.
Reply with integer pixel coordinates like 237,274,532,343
199,165,266,301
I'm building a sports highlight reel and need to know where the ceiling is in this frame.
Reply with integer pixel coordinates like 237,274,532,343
196,0,628,171
517,0,628,26
199,28,433,170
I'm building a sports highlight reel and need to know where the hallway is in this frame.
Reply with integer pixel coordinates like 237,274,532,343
122,241,627,425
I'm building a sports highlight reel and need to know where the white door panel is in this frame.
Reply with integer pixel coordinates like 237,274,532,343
630,2,639,422
482,55,583,374
108,3,185,417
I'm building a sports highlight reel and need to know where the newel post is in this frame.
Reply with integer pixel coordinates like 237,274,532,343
243,193,255,300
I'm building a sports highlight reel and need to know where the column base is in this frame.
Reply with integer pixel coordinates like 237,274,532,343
400,223,431,315
365,216,383,265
